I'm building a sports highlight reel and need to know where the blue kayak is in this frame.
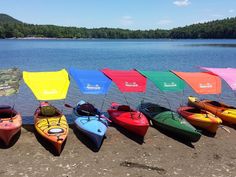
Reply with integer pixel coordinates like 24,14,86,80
73,101,108,149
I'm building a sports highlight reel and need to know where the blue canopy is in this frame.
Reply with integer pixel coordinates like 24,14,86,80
69,68,112,94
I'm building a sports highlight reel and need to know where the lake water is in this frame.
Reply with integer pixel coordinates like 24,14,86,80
0,39,236,124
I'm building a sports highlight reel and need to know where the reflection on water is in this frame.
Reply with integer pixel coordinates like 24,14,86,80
0,39,236,124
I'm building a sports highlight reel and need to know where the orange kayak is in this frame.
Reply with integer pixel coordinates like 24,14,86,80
34,103,68,155
178,106,222,133
188,96,236,124
0,105,22,146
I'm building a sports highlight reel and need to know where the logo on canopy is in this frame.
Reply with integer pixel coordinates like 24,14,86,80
199,83,213,89
86,84,101,90
43,89,58,94
125,82,138,87
164,82,177,88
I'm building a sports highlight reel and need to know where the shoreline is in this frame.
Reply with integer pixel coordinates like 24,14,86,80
0,125,235,177
1,38,236,42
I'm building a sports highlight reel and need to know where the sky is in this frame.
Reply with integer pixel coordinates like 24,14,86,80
0,0,236,30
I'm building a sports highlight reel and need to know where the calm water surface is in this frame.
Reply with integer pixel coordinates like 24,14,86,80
0,39,236,124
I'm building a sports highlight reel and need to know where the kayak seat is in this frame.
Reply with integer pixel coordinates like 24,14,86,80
208,101,222,107
117,105,131,112
76,103,97,116
186,108,201,113
0,109,16,118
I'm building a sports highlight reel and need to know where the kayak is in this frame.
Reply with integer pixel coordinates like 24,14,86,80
139,102,201,142
188,96,236,124
177,106,222,133
0,105,22,146
73,101,108,149
34,102,68,155
107,102,149,137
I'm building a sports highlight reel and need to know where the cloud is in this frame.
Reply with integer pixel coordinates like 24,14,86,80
173,0,190,7
157,19,172,26
229,9,235,13
120,16,134,26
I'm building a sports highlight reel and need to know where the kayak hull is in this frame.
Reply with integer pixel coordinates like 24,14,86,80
188,96,236,124
0,106,22,146
34,105,68,155
108,102,149,137
178,106,222,133
139,102,201,142
74,113,108,149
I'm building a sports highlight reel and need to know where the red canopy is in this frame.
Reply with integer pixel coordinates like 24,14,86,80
101,68,147,92
172,71,221,94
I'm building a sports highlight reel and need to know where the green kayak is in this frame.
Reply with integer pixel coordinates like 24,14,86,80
139,102,201,142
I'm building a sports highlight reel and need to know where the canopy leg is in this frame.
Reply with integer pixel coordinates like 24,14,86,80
123,93,134,119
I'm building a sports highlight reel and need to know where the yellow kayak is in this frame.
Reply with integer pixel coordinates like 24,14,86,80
34,103,68,155
188,96,236,124
178,106,222,133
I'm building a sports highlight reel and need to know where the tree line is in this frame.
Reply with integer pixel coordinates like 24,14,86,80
0,23,169,39
0,14,236,39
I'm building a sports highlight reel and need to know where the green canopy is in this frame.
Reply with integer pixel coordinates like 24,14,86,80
0,68,22,96
138,70,185,92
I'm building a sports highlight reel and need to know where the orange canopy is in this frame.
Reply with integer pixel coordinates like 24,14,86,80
172,71,221,94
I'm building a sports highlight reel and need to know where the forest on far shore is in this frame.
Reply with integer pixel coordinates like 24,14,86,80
0,13,236,39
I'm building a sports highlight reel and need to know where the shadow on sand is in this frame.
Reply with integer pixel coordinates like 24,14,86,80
33,130,67,156
22,124,67,156
71,125,104,152
110,123,145,145
152,126,195,148
22,124,34,132
0,130,21,149
102,112,145,145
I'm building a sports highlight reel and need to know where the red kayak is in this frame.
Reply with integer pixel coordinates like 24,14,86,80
108,102,149,137
0,105,22,146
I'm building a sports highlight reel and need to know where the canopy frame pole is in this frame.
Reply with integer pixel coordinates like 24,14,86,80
39,100,51,127
181,90,184,106
161,91,175,119
10,94,17,122
123,93,134,119
138,92,146,118
10,76,22,122
197,94,209,118
99,93,108,121
58,99,66,125
213,93,222,118
38,100,51,127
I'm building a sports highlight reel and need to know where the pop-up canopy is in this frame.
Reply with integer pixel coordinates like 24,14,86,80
69,68,111,94
138,70,185,92
23,69,70,100
0,68,22,96
200,67,236,91
101,68,146,92
172,71,221,94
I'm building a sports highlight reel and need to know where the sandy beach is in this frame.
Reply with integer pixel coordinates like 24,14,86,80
0,124,235,177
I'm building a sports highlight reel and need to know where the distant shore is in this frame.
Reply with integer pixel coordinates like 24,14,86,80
3,37,236,41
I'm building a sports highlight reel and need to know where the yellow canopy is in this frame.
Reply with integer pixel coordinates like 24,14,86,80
23,69,70,100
